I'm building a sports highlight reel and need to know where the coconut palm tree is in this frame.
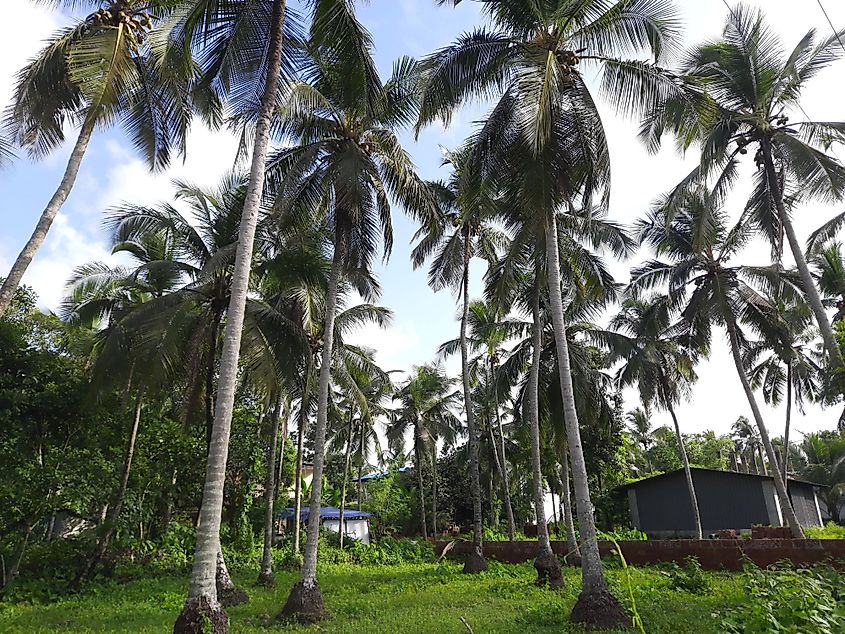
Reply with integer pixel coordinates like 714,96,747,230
744,297,821,485
0,0,208,317
645,6,845,374
488,201,629,588
388,364,462,539
411,144,504,568
731,416,764,475
60,234,181,581
630,185,805,537
439,299,524,541
600,295,704,539
326,351,389,547
272,33,435,617
163,0,288,626
799,431,845,522
418,0,681,623
807,241,845,324
626,408,654,473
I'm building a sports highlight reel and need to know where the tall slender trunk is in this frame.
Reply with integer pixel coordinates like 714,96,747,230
528,279,551,555
544,216,607,596
488,420,506,523
204,318,220,450
559,447,578,555
761,137,845,374
176,3,286,629
549,477,559,527
725,316,804,537
430,441,438,537
415,431,428,540
668,405,703,539
491,357,515,540
357,418,365,511
4,525,33,589
293,397,307,554
339,409,355,549
258,399,282,586
299,249,342,581
459,233,485,570
782,364,793,487
0,115,96,317
275,400,289,498
82,388,145,581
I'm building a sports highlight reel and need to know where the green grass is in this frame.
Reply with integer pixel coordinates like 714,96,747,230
0,562,747,633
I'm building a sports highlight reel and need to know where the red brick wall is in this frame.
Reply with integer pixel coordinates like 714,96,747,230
434,539,845,571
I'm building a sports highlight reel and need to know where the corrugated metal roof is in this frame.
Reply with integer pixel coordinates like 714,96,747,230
277,506,372,520
616,467,827,491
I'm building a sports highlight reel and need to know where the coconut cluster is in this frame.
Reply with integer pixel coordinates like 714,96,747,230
90,4,153,33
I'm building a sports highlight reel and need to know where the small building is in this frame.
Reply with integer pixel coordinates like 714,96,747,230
278,506,372,544
618,468,824,538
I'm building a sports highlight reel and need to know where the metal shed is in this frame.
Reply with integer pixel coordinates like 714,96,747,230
278,506,373,544
618,468,824,538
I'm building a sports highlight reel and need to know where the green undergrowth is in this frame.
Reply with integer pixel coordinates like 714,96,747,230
805,522,845,540
0,561,750,633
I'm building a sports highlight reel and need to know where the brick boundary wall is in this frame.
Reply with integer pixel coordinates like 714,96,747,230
434,539,845,571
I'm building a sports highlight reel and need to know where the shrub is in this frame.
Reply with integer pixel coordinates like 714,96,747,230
663,556,710,594
719,564,845,633
805,522,845,540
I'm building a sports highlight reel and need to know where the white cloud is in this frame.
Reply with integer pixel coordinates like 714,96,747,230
23,214,114,312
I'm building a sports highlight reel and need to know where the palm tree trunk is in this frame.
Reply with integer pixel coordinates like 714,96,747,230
559,448,578,555
433,443,441,537
459,232,486,572
293,397,307,554
725,316,804,537
357,418,365,511
668,405,702,539
528,279,551,555
0,115,96,317
545,216,626,623
491,357,515,541
82,388,145,581
545,218,606,591
281,238,342,619
274,400,289,499
258,399,282,586
339,409,355,549
761,137,845,375
176,3,286,629
204,318,220,450
782,364,793,487
415,433,428,540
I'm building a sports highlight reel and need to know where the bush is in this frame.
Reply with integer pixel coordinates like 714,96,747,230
663,556,710,594
601,528,647,541
347,537,434,566
805,522,845,540
719,564,845,633
0,538,93,603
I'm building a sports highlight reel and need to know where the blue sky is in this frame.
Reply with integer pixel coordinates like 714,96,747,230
2,0,845,438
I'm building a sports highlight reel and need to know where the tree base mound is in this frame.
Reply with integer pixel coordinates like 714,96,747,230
255,571,276,588
278,580,327,624
462,551,488,574
217,585,249,608
173,595,228,634
570,588,631,630
534,550,564,590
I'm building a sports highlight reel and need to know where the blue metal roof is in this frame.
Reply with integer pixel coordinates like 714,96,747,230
277,506,372,520
358,466,412,482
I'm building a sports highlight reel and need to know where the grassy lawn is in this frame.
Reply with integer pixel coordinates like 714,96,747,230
0,561,747,633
